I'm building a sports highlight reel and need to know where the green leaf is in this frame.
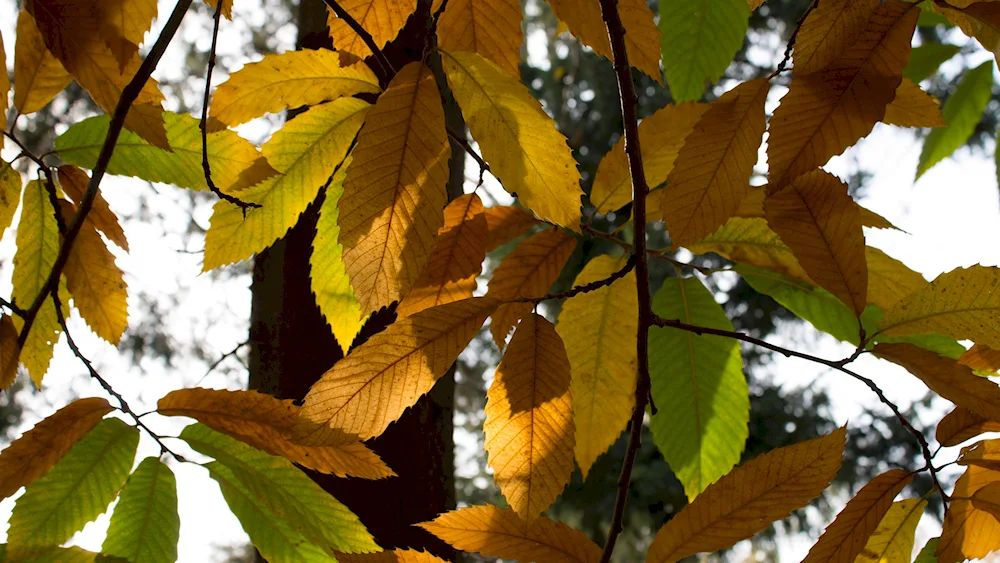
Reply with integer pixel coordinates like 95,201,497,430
179,424,377,557
101,457,179,563
649,277,749,500
861,307,966,360
913,537,939,563
916,61,994,179
904,43,960,83
659,0,749,102
916,1,952,28
0,544,109,562
7,418,139,558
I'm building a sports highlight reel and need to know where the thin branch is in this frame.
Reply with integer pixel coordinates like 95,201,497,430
322,0,396,76
3,130,50,171
195,339,250,386
0,297,25,318
512,255,636,303
769,0,819,78
447,127,489,187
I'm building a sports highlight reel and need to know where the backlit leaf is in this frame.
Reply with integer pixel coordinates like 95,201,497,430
58,166,128,251
0,316,19,391
855,498,926,563
937,407,1000,447
94,0,157,71
686,217,812,284
336,550,450,563
0,30,8,133
442,50,583,230
793,0,879,75
327,0,417,65
882,78,946,128
437,0,522,77
936,465,1000,563
904,43,960,83
935,2,1000,64
101,458,179,563
483,205,539,251
959,344,1000,373
649,276,749,500
205,0,233,19
0,161,21,240
862,307,966,360
916,61,994,179
865,247,927,312
971,481,1000,521
913,538,939,563
13,9,72,114
959,438,1000,471
645,428,846,563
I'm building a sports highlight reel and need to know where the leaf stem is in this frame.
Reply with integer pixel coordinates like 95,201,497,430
512,255,636,304
322,0,396,79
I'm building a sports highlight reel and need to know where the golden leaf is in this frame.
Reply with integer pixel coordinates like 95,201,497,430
296,297,497,443
959,343,1000,373
855,498,927,563
0,316,19,391
938,407,1000,447
0,397,113,499
865,247,927,311
937,465,1000,563
397,194,489,318
486,229,577,348
485,314,574,520
437,0,522,77
340,62,450,314
158,388,393,479
764,170,868,316
418,504,602,563
0,29,8,133
646,428,846,563
958,438,1000,472
935,2,1000,64
205,0,234,19
801,469,912,563
971,481,1000,522
0,161,22,239
335,550,450,563
94,0,157,71
686,217,812,284
793,0,879,74
483,205,539,251
883,78,947,128
327,0,417,65
749,0,766,8
442,50,583,230
58,166,128,251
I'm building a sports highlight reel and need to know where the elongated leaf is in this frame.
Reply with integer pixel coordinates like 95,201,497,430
937,407,1000,447
937,466,1000,563
883,78,946,128
297,298,497,443
0,30,7,132
204,98,368,270
418,504,602,563
646,428,847,563
904,43,960,83
13,9,72,114
211,50,380,126
650,277,749,500
658,0,749,101
58,166,128,251
483,205,538,251
916,61,994,179
856,498,926,563
0,161,21,241
437,0,522,77
442,50,583,230
688,217,812,284
101,458,179,563
0,316,19,391
93,0,157,71
801,469,912,563
793,0,879,75
556,255,637,477
328,0,417,64
7,418,139,558
335,550,450,563
865,247,927,312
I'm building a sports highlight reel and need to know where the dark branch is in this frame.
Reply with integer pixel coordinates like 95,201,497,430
322,0,396,76
513,255,636,303
446,127,489,187
769,0,819,78
196,339,250,386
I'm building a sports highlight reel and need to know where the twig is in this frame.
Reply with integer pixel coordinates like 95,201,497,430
322,0,395,77
0,297,25,318
195,339,250,386
446,127,489,187
513,255,636,303
200,0,260,216
3,131,50,171
768,0,819,78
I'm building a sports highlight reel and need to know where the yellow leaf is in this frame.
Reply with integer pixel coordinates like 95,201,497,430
874,343,1000,422
296,297,497,443
855,498,927,563
959,438,1000,472
660,79,769,246
591,102,707,215
157,388,394,479
801,469,913,563
0,161,22,239
485,313,574,520
883,78,946,128
0,316,19,391
959,343,1000,373
13,9,72,114
204,98,369,270
749,0,766,9
767,1,918,190
937,465,1000,563
57,200,129,345
687,217,812,284
418,504,602,563
859,207,903,231
205,0,234,19
483,204,539,251
556,255,636,478
340,62,450,314
646,428,846,563
793,0,879,75
0,29,8,134
878,265,1000,350
0,397,113,499
547,0,663,82
971,481,1000,521
764,170,868,316
935,2,1000,64
442,50,583,230
437,0,522,77
397,194,489,318
94,0,158,71
57,166,128,251
327,0,417,65
486,229,577,348
865,247,927,311
937,407,1000,447
335,550,450,563
210,49,380,126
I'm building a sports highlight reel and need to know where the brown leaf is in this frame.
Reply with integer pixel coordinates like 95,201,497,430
866,247,927,311
483,205,539,251
335,550,451,563
937,407,1000,447
959,343,1000,373
958,438,1000,472
793,0,879,74
57,165,128,251
971,481,1000,522
937,465,1000,563
436,0,522,77
0,316,19,391
883,78,947,128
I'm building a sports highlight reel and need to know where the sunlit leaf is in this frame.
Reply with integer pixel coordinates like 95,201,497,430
204,0,233,19
913,538,939,563
971,481,1000,521
688,217,812,284
959,343,1000,374
793,0,878,75
855,498,926,563
327,0,418,65
937,407,1000,448
437,0,522,77
937,465,1000,562
93,0,157,71
865,247,926,312
101,458,179,563
57,166,128,251
335,550,450,563
882,78,946,128
0,316,19,391
0,160,21,241
0,29,8,133
483,205,539,251
658,0,749,101
13,9,72,114
916,61,994,179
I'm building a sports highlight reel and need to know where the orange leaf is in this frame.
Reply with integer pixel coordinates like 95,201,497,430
937,465,1000,563
335,550,450,563
418,504,602,563
0,316,19,391
883,78,947,128
436,0,522,77
793,0,879,75
971,481,1000,522
645,428,846,563
13,8,73,115
959,344,1000,373
204,0,233,19
959,439,1000,472
937,407,1000,447
94,0,158,71
58,165,128,251
327,0,417,65
483,205,538,251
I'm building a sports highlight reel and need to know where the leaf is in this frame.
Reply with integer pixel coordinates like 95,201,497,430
442,50,583,230
591,102,707,215
658,0,750,101
437,0,522,77
916,61,994,179
0,30,8,133
767,1,918,190
878,265,1000,350
210,49,380,126
935,2,1000,64
913,538,939,563
57,166,128,251
418,504,602,563
686,217,812,284
397,194,489,318
486,229,577,348
960,439,1000,474
327,0,418,65
556,255,637,477
936,465,1000,563
661,79,770,246
0,161,21,240
340,62,450,314
904,42,960,83
335,550,450,563
101,458,179,563
483,205,538,251
93,0,157,71
296,297,497,443
764,169,868,316
204,98,368,270
873,343,1000,422
801,469,912,563
0,397,113,500
937,407,1000,447
311,159,367,352
959,343,1000,373
793,0,879,75
158,388,394,479
547,0,663,82
205,0,233,19
485,313,574,520
882,78,946,128
13,9,72,114
862,307,966,360
0,316,19,391
865,247,927,312
971,481,1000,521
856,498,927,563
649,277,749,500
645,428,847,563
6,418,139,559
